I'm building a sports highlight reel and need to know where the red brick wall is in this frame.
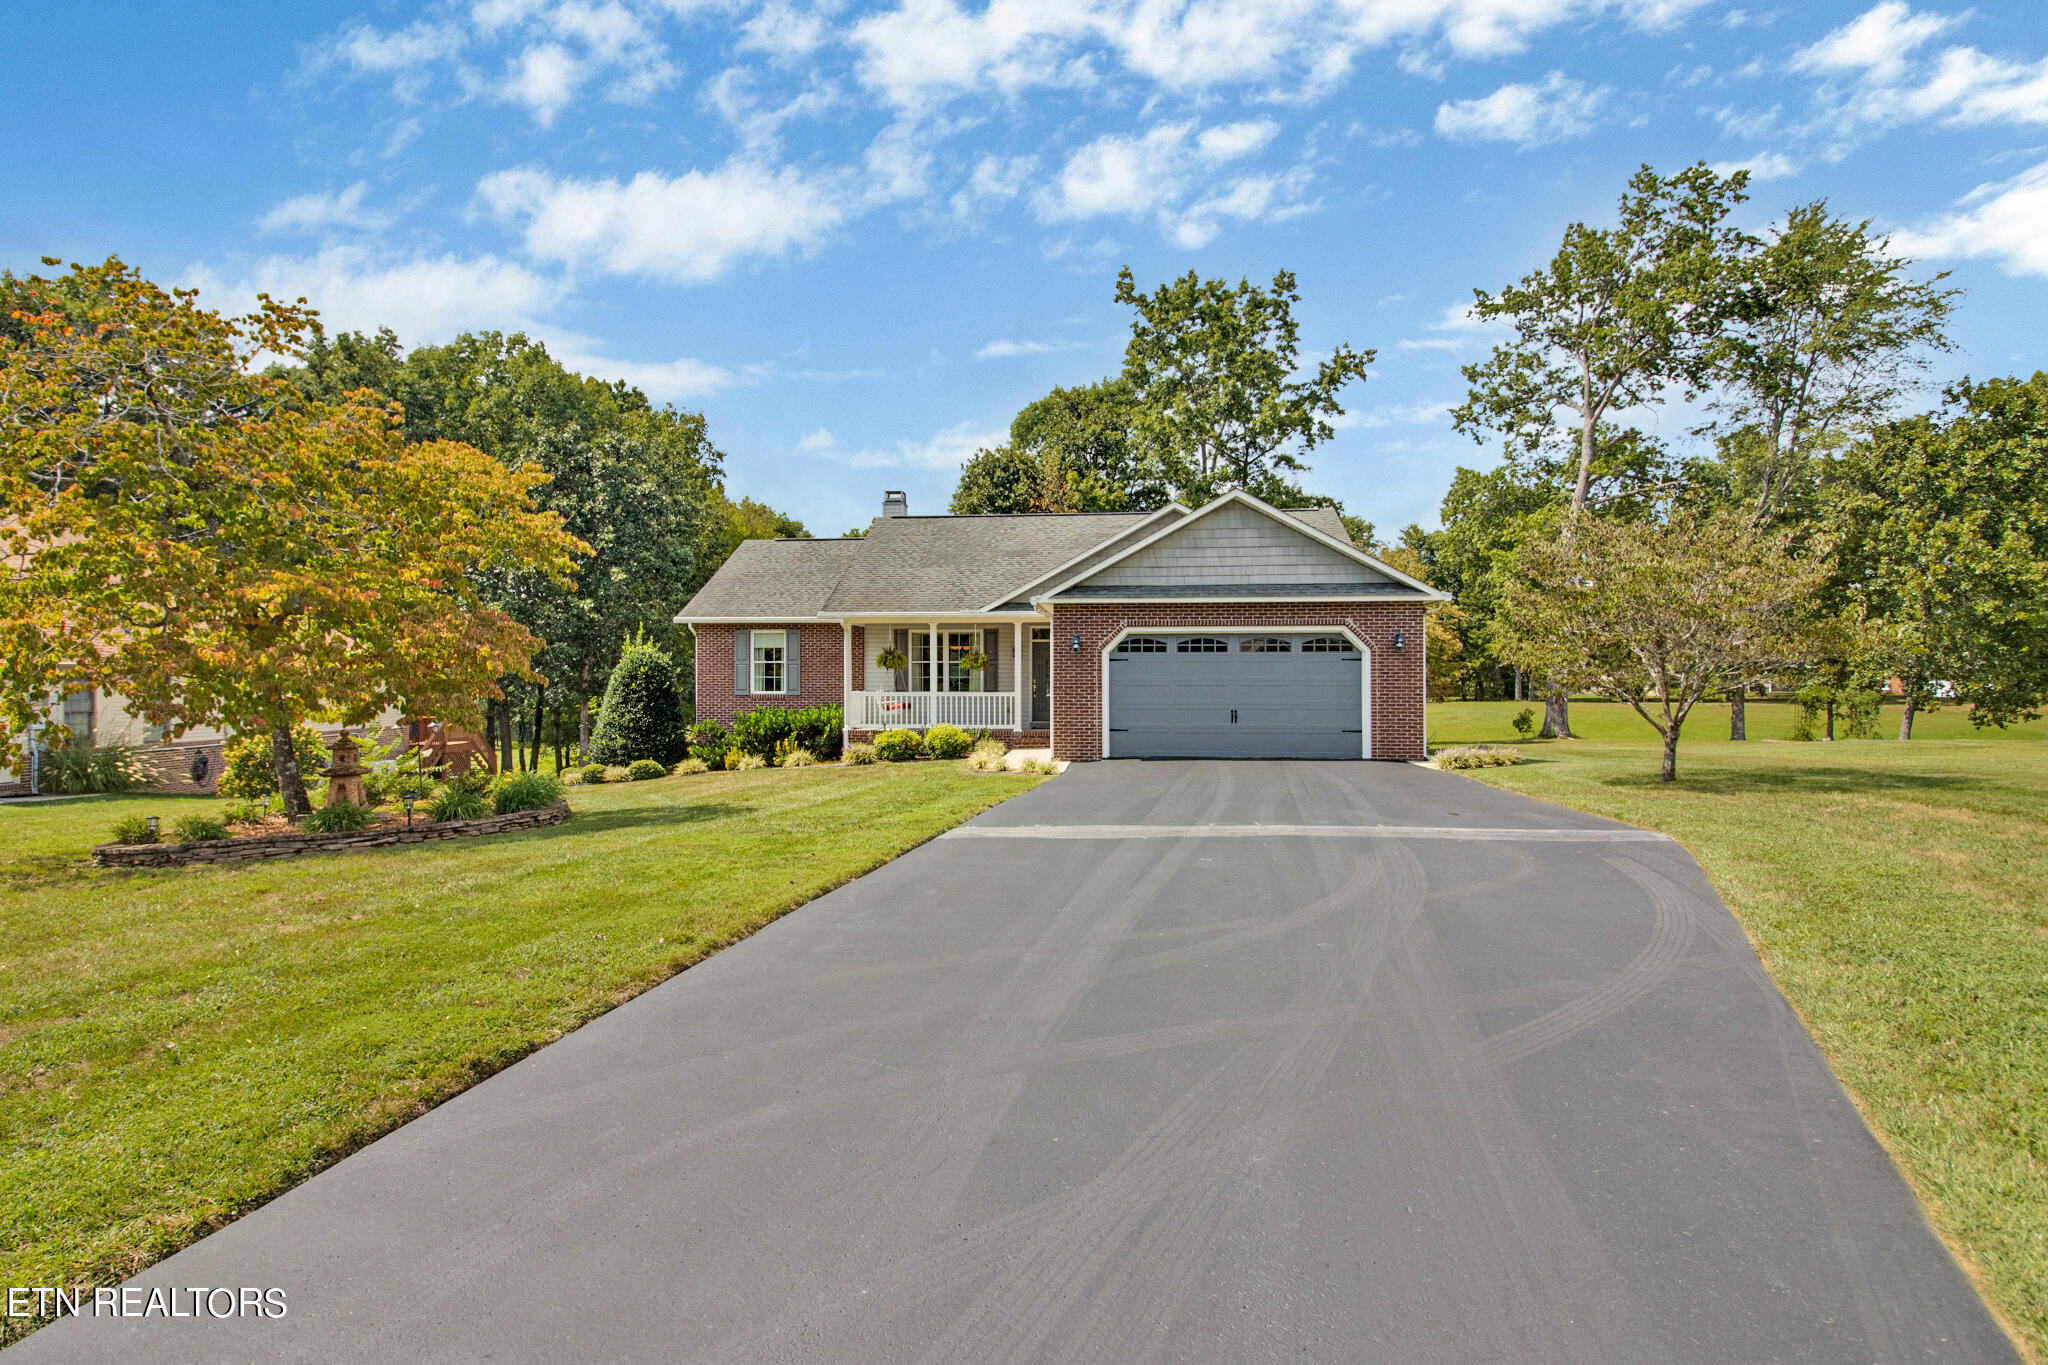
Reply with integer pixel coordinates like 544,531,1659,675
693,624,844,724
1047,601,1429,762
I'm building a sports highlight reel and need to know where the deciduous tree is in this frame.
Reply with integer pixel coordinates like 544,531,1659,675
1453,163,1750,737
1500,506,1826,780
1115,266,1371,505
1830,373,2048,737
0,258,585,815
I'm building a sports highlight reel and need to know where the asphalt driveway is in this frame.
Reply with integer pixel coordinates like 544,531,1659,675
15,762,2014,1362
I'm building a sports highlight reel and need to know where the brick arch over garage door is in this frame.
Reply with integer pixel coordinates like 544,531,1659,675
1046,600,1428,763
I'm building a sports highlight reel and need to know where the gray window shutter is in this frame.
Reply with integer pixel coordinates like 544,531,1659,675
785,628,800,695
735,629,751,695
892,629,909,690
983,628,999,690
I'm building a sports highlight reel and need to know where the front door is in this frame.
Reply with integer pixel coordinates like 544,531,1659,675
1029,628,1051,727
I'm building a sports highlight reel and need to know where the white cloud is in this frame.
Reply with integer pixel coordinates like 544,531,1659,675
846,0,1709,110
1397,301,1509,350
316,1,676,124
544,340,738,399
846,418,1006,469
502,42,586,124
976,338,1081,358
257,182,392,234
1435,72,1605,146
1789,1,1955,84
1890,159,2048,278
1032,118,1311,244
1333,400,1448,429
702,67,840,152
798,427,835,450
739,1,832,62
184,247,560,344
1787,3,2048,141
476,160,851,283
1195,118,1280,162
1712,150,1800,181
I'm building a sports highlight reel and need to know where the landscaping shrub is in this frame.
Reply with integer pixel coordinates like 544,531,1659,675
874,728,924,762
1024,757,1061,774
968,738,1009,771
220,800,268,825
783,748,819,767
579,762,609,785
39,741,150,795
686,720,731,769
1434,745,1525,771
626,758,666,782
492,770,564,815
589,637,689,766
108,814,157,846
730,704,844,762
218,728,329,800
1511,707,1538,739
444,766,496,797
171,814,229,843
426,787,487,822
673,757,708,775
732,753,768,771
845,742,877,765
365,747,436,806
924,724,972,759
305,800,374,833
603,765,633,783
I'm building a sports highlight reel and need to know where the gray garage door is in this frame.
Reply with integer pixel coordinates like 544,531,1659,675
1106,632,1366,759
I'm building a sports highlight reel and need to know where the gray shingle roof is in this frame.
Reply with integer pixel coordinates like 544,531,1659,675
820,512,1155,614
673,503,1380,621
675,537,864,620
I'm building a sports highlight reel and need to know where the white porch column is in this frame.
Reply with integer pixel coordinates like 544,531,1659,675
841,622,852,748
1012,621,1024,731
929,622,940,709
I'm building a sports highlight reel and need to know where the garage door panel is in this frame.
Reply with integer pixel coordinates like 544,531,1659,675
1106,633,1365,760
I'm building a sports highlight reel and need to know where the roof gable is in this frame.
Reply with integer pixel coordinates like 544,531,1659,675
1039,491,1443,601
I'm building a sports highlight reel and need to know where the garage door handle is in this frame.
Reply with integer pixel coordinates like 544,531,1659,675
1230,709,1238,724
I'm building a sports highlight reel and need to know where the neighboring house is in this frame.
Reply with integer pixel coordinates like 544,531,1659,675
676,488,1448,762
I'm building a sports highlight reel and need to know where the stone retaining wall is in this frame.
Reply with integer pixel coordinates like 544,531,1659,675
91,801,571,868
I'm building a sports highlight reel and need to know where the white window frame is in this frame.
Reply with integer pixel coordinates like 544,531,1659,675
944,630,982,693
751,630,788,694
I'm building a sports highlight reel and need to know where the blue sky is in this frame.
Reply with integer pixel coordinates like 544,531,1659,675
9,1,2047,537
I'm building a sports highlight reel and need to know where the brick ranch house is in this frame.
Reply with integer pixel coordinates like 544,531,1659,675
677,488,1447,763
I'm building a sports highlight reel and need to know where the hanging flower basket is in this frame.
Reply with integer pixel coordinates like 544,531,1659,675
958,650,990,673
876,647,909,671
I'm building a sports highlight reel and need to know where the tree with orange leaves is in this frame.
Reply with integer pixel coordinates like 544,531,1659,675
0,258,586,816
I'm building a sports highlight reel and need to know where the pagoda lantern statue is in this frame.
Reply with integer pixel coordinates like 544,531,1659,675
320,733,370,809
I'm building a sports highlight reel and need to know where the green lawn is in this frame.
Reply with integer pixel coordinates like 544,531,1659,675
0,762,1043,1339
1430,693,2048,747
1432,705,2047,1360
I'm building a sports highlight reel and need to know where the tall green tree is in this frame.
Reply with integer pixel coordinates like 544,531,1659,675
952,379,1159,514
291,327,778,761
1830,373,2048,737
1453,162,1751,735
1115,266,1372,505
1706,205,1957,527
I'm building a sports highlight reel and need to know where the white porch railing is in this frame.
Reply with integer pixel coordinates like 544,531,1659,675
852,691,1020,730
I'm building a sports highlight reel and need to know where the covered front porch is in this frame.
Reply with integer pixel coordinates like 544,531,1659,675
842,618,1050,733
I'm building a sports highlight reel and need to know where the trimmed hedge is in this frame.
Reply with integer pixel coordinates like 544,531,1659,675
589,639,689,766
730,704,843,762
924,724,972,759
874,728,924,762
